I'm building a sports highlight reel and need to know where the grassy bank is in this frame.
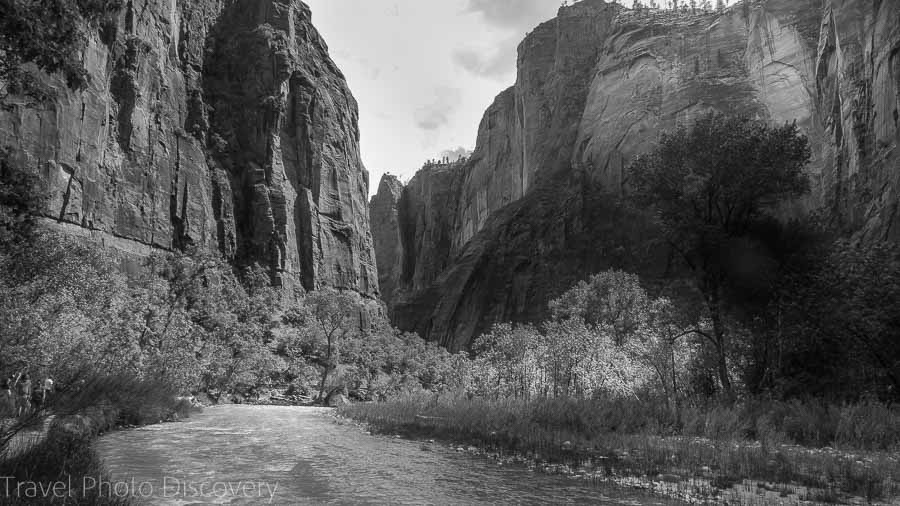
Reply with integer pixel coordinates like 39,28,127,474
339,394,900,503
0,377,197,505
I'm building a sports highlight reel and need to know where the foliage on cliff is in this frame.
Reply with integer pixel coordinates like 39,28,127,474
0,0,120,101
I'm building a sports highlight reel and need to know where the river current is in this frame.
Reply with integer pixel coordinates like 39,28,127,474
96,405,671,505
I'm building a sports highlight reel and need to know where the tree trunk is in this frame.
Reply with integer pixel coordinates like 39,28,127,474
706,286,734,401
318,367,329,404
318,333,335,404
715,345,733,400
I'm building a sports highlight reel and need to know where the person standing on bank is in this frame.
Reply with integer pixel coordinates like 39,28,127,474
17,373,32,417
41,377,53,406
0,377,13,418
7,374,18,416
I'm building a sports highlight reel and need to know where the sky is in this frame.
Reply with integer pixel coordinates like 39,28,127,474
304,0,561,195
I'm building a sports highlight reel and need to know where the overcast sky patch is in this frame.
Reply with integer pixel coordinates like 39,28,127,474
465,0,558,31
414,87,463,132
453,36,518,80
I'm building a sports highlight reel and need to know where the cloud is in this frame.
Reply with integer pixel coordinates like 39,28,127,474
414,87,462,132
439,146,474,160
452,37,518,80
456,0,558,80
465,0,558,31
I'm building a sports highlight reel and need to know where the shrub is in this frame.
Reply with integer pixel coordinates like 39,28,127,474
0,427,131,505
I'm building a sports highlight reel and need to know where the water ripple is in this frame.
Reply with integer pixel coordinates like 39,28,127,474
96,406,671,505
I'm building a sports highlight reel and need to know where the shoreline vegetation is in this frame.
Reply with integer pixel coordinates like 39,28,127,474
0,377,198,505
339,394,900,504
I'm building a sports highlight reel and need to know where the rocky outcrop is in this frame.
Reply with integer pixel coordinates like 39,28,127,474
372,0,900,349
0,0,377,295
369,175,404,303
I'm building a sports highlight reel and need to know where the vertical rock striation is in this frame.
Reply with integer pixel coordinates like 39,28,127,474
372,0,900,349
0,0,378,296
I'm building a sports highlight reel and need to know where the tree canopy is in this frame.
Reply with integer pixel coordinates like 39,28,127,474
628,113,811,399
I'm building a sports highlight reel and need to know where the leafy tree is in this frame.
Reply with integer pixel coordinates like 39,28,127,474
628,114,810,399
284,289,363,403
546,270,699,405
473,323,542,399
0,0,120,101
549,270,649,345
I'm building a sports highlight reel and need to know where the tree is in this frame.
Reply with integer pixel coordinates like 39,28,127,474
473,324,541,399
627,113,810,399
284,289,362,403
0,0,120,101
547,270,699,406
549,270,649,345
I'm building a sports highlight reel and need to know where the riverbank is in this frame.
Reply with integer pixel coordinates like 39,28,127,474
0,381,198,505
338,394,900,504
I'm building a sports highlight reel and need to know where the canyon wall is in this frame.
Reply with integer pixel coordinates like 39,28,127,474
371,0,900,350
0,0,378,295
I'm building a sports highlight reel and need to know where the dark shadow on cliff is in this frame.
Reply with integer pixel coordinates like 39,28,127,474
392,168,671,352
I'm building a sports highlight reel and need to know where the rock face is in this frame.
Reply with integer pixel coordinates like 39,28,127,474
0,0,378,295
371,0,900,350
369,175,404,303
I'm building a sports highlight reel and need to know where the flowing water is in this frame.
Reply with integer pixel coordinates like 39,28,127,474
97,405,672,505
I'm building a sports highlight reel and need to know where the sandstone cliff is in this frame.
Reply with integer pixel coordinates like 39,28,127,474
371,0,900,349
0,0,378,295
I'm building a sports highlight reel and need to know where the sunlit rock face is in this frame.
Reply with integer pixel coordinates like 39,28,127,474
0,0,378,296
372,0,900,350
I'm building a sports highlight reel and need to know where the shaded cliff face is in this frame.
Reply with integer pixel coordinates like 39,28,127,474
369,175,404,303
0,0,377,295
372,0,900,350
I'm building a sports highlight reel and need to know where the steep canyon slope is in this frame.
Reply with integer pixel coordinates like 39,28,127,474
371,0,900,350
0,0,378,295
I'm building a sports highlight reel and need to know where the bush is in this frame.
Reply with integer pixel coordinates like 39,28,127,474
0,427,131,505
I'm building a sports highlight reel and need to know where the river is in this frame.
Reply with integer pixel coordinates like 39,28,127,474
96,405,672,505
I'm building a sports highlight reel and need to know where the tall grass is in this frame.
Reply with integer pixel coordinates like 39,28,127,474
340,394,900,501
